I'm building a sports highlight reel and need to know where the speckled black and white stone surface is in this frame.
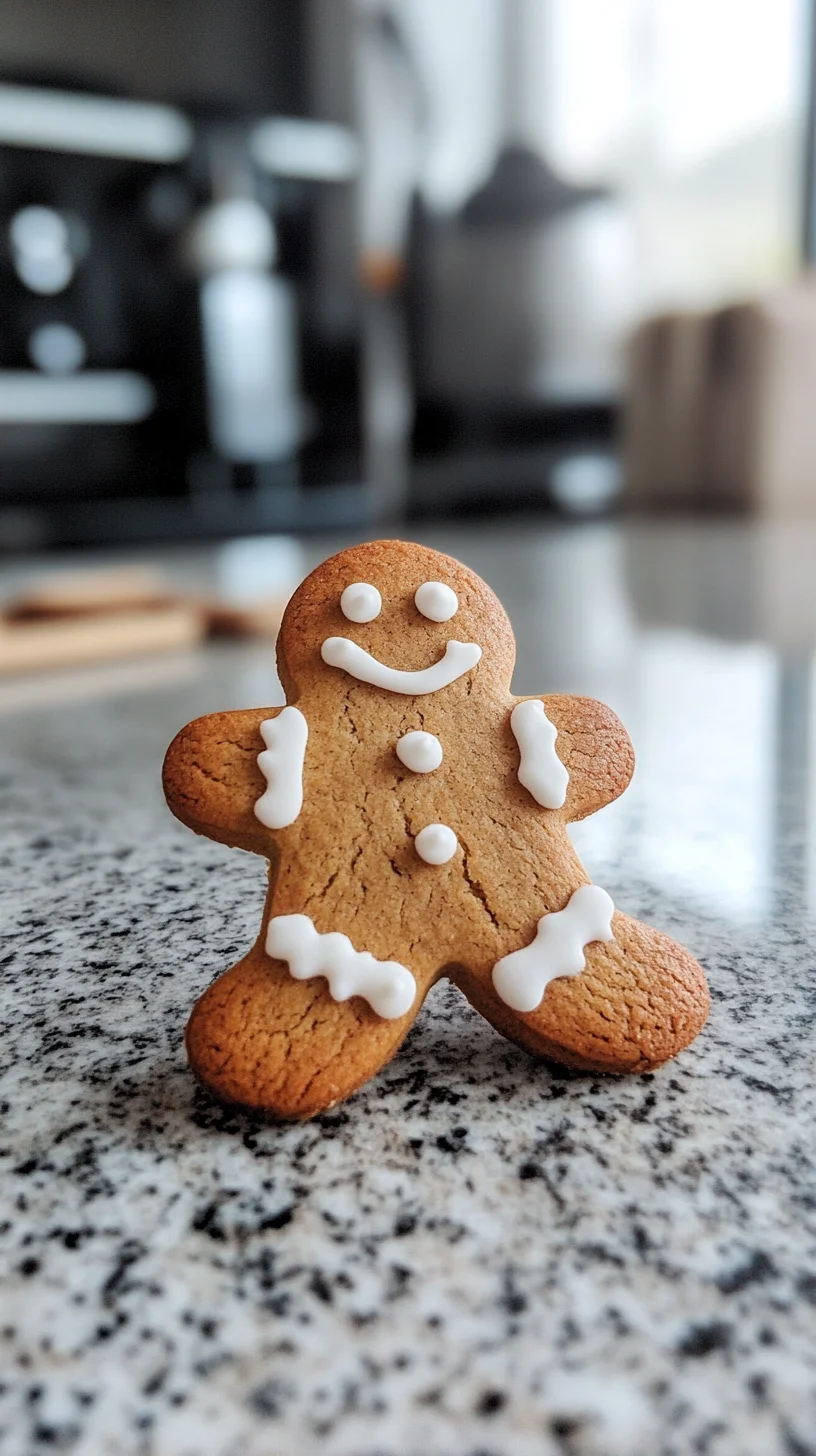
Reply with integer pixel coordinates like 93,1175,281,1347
2,523,816,1456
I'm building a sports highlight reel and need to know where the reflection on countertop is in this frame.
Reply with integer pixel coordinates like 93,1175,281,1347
2,517,816,1456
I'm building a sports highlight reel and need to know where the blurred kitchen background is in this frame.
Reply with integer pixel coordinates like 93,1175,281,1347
0,0,812,555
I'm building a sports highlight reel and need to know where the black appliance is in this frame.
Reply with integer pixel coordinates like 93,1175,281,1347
0,58,364,548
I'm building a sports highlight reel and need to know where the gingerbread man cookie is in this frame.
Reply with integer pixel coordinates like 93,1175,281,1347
164,540,708,1119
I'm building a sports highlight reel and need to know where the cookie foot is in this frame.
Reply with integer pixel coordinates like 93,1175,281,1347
185,941,419,1119
456,913,709,1074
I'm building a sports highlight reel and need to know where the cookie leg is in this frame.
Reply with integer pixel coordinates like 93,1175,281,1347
186,940,421,1119
454,912,709,1074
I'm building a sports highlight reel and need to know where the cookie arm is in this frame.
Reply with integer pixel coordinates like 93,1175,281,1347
163,707,283,851
538,694,635,821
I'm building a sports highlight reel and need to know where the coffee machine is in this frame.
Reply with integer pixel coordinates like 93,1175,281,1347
0,7,364,549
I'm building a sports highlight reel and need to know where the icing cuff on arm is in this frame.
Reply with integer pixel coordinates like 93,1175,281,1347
255,707,308,829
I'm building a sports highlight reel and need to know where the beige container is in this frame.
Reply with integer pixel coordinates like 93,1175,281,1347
622,310,711,510
624,278,816,515
700,284,816,513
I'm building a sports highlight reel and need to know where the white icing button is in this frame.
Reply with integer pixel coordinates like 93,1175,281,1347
415,581,458,622
414,823,457,865
254,707,308,829
511,700,569,810
396,730,443,774
492,884,615,1013
321,636,481,695
266,913,416,1019
340,581,381,623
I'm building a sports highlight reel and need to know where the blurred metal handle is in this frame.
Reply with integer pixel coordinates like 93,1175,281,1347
0,83,192,162
249,117,359,181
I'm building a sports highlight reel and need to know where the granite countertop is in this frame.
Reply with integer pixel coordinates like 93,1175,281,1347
2,519,816,1456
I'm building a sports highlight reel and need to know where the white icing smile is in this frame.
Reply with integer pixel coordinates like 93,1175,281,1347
321,637,481,695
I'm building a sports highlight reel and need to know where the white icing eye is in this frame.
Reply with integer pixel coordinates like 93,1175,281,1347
415,581,458,622
340,581,381,623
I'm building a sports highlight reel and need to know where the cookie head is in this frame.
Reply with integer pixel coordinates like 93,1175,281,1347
277,540,515,700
